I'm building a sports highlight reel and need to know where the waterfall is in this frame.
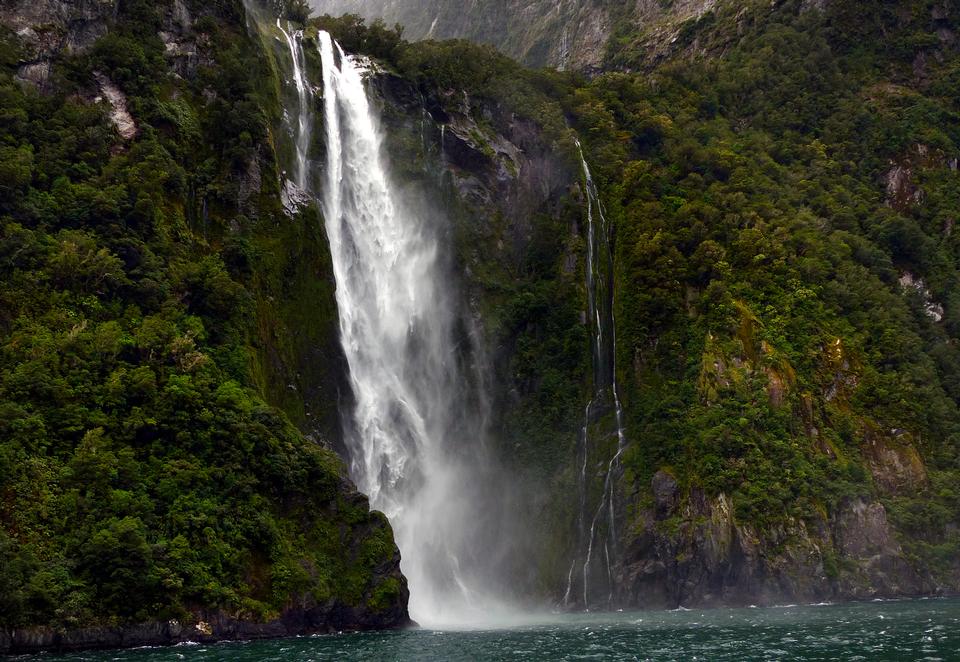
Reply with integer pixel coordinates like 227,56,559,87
564,140,626,610
315,30,502,626
276,20,312,189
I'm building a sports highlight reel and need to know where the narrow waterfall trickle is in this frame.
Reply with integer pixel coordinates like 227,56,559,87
315,31,506,626
276,20,312,189
564,140,626,610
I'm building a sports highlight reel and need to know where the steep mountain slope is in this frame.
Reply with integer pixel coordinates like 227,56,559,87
308,0,596,70
309,0,738,72
0,0,408,654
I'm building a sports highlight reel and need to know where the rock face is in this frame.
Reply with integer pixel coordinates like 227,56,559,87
92,72,138,139
312,0,612,71
0,0,117,87
0,0,208,87
310,0,735,72
616,472,928,608
370,69,576,272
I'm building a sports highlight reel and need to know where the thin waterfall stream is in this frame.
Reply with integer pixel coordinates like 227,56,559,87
564,141,626,610
276,19,312,189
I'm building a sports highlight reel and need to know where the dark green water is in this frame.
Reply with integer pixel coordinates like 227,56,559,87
23,599,960,661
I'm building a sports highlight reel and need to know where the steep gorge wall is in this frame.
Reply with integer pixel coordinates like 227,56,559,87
311,0,611,71
4,2,960,650
309,0,741,72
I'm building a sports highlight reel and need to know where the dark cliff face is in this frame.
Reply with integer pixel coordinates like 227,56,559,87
621,474,928,609
1,0,116,86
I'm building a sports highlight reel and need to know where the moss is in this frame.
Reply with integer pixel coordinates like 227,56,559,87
368,577,402,613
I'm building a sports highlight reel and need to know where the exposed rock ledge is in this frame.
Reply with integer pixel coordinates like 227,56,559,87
93,71,138,140
0,605,413,656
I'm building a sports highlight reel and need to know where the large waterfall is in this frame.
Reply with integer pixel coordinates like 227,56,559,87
268,13,615,622
305,30,506,625
564,141,626,610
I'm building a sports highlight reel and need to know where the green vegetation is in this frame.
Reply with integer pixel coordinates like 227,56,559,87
0,0,401,631
574,0,960,575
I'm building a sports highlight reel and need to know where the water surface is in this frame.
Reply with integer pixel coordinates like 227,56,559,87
26,598,960,661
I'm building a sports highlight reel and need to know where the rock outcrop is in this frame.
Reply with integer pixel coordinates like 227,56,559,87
370,69,576,276
92,71,137,139
1,0,117,87
616,471,929,609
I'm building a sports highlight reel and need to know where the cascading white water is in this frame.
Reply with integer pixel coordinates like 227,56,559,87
316,30,501,626
277,20,312,189
564,140,626,610
266,14,604,627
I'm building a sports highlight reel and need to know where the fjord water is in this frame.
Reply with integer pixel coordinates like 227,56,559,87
31,600,960,661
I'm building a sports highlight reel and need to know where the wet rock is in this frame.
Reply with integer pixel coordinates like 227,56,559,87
614,481,931,610
237,150,263,207
898,272,944,322
833,497,926,598
883,143,956,211
372,70,575,264
15,60,51,87
281,178,312,217
159,0,208,78
651,470,679,517
861,426,928,495
885,164,921,208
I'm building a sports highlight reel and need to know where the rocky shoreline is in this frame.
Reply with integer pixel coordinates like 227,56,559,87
1,606,414,656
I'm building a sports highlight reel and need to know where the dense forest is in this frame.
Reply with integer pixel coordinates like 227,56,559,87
0,0,406,641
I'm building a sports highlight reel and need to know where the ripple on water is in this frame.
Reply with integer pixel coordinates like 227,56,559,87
20,599,960,662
